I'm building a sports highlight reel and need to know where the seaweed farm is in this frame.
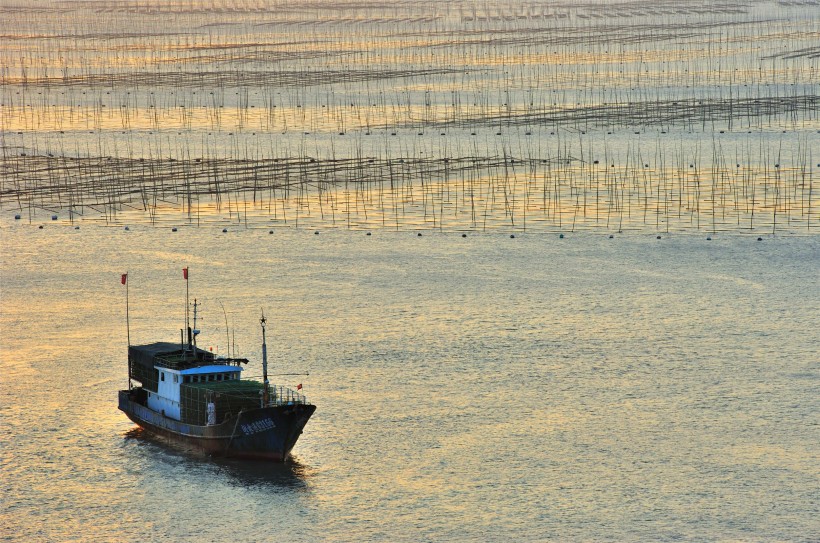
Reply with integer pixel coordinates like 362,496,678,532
2,0,819,234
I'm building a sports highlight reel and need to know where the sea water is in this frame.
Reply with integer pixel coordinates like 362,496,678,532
2,0,819,539
1,225,818,542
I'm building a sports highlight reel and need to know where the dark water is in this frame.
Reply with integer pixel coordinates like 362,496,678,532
1,225,818,541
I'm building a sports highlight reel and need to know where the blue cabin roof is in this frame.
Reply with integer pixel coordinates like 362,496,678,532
177,365,243,375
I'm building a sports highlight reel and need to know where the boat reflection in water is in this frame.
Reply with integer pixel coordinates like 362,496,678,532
123,427,313,489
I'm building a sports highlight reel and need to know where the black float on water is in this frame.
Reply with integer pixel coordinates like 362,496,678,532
222,228,228,233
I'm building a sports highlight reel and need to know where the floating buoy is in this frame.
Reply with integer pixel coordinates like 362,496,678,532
706,236,712,241
417,233,422,237
462,234,467,238
269,230,273,234
366,232,371,236
314,231,319,235
124,226,129,231
222,228,228,233
609,235,614,239
75,226,80,230
757,237,763,241
171,227,177,232
559,233,564,239
38,225,44,229
51,215,58,220
14,214,20,220
510,234,515,238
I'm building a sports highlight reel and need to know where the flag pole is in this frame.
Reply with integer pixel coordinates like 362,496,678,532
261,311,269,406
123,272,131,346
122,272,131,390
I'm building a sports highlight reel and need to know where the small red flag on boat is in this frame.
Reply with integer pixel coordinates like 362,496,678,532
296,383,302,390
121,273,127,285
183,267,188,280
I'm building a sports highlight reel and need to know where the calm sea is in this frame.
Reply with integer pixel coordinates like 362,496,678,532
1,224,818,542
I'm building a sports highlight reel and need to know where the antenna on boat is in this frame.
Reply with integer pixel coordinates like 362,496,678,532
261,311,269,406
220,301,230,359
192,298,200,350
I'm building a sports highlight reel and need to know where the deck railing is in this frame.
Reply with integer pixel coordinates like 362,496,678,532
267,384,308,406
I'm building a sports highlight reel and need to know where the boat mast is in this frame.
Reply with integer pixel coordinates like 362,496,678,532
261,312,269,405
183,267,191,353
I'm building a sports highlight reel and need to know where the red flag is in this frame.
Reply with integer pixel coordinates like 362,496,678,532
183,267,188,280
296,383,302,390
121,273,127,285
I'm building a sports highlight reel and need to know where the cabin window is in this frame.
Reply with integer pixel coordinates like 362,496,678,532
160,372,165,382
184,376,190,383
173,374,178,383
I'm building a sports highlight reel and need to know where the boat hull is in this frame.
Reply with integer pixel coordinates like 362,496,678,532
119,390,315,461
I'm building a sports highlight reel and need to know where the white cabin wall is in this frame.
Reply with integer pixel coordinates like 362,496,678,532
148,368,182,420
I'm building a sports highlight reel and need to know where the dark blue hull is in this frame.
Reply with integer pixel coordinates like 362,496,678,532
119,390,315,461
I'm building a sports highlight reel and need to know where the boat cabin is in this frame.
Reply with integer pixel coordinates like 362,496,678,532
128,342,248,422
148,365,243,420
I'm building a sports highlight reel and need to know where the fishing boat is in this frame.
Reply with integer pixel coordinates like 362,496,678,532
118,271,315,461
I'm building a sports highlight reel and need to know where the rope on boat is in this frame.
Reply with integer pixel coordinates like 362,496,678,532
224,411,242,453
